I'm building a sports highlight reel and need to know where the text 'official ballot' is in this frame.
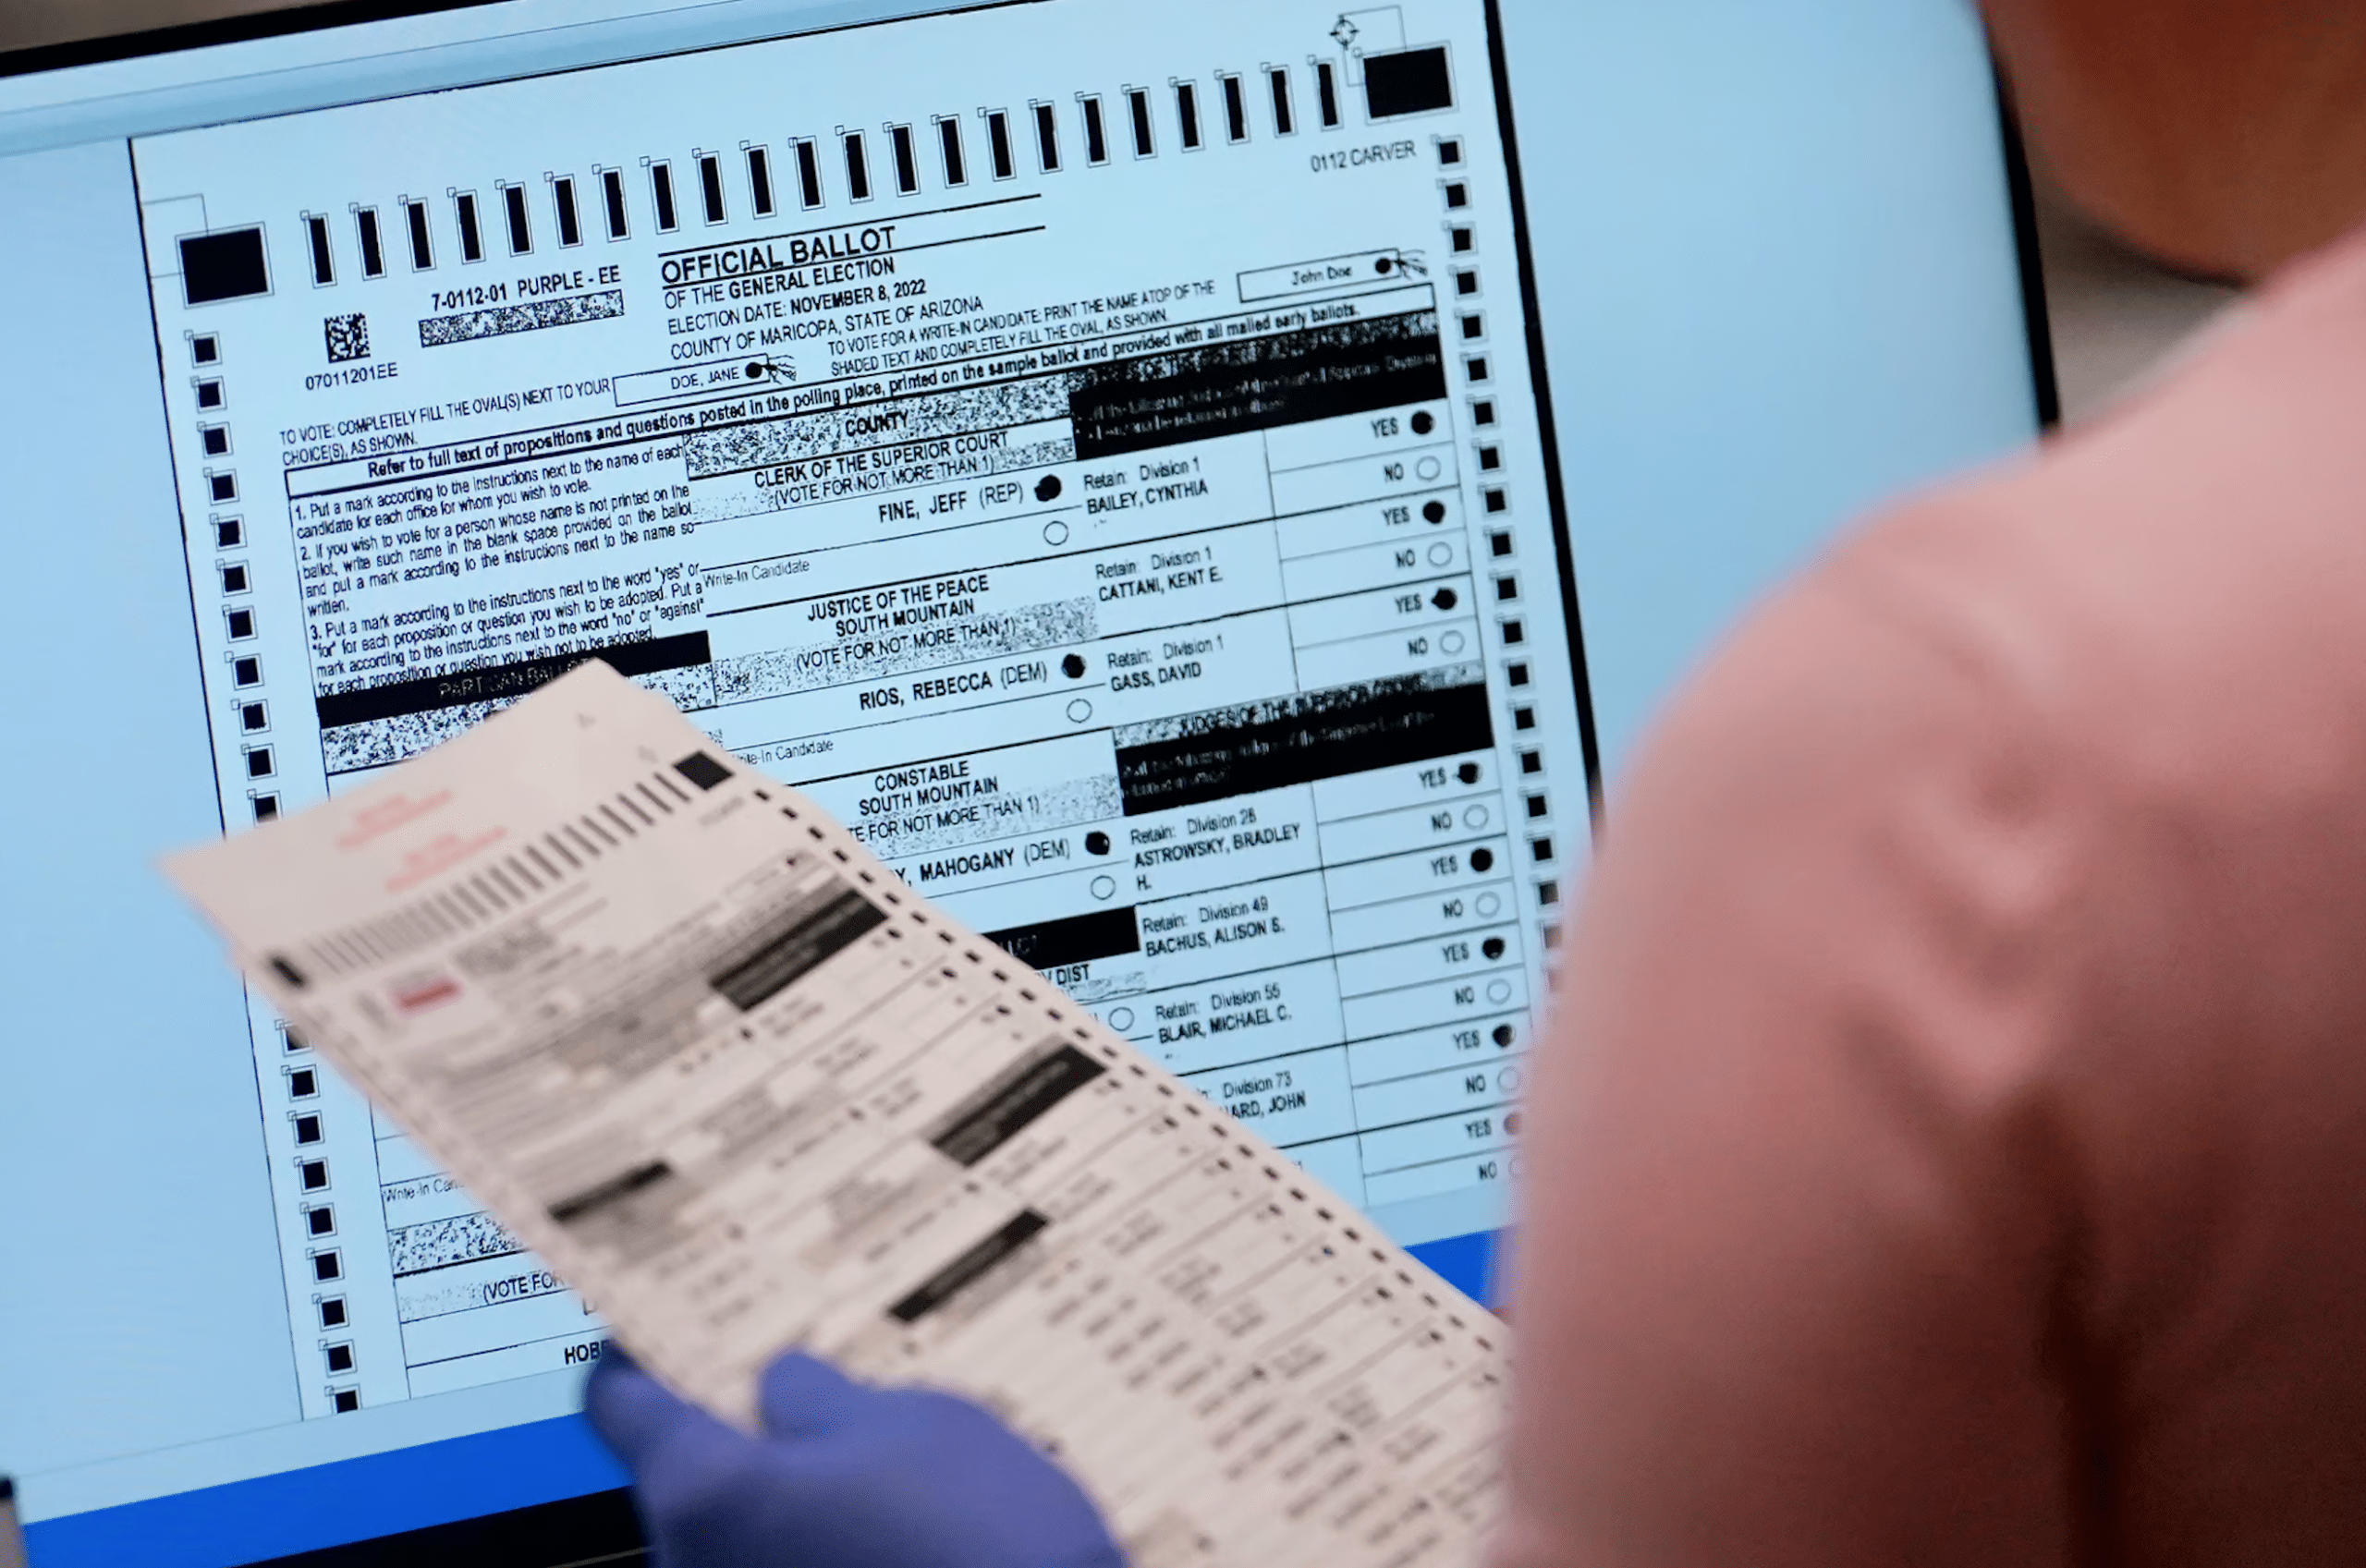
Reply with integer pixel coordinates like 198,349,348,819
165,662,1506,1566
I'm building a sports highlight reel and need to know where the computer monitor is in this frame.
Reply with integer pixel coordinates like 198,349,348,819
0,0,2051,1562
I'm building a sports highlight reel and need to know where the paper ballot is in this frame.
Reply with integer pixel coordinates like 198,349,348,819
165,661,1506,1565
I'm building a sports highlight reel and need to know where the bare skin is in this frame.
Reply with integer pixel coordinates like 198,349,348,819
1982,0,2366,282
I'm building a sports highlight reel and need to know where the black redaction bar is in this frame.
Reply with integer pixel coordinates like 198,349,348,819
1115,673,1494,815
1070,310,1447,460
887,1209,1051,1323
708,888,887,1012
985,906,1141,970
314,633,711,729
925,1043,1109,1168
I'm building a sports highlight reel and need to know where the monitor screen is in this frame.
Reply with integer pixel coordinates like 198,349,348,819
0,0,2047,1562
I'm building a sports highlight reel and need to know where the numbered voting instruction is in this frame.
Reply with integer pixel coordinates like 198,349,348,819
166,661,1509,1567
134,0,1591,1418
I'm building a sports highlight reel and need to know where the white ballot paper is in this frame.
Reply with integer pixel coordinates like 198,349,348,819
165,660,1506,1566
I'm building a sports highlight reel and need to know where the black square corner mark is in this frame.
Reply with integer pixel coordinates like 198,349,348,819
675,751,734,791
180,227,271,308
1361,45,1456,121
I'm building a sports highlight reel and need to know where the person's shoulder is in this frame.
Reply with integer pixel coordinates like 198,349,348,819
1821,225,2366,816
1617,228,2366,903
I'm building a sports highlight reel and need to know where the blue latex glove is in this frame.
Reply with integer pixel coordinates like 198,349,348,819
586,1349,1127,1568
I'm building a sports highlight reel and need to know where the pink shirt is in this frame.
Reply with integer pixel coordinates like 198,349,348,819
1498,225,2366,1565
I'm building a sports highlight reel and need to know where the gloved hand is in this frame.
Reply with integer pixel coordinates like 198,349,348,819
586,1349,1128,1568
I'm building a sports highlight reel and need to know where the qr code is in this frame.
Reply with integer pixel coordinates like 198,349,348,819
323,312,371,364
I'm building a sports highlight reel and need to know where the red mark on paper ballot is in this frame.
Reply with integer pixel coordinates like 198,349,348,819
386,826,509,893
392,975,461,1014
336,789,454,850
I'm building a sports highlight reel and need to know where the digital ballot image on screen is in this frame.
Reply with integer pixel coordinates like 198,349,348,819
133,0,1596,1420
